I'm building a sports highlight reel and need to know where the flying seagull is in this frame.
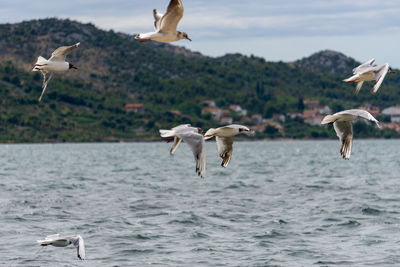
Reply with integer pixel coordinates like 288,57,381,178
37,234,85,260
135,0,191,43
321,109,381,159
204,124,250,168
32,42,80,102
343,59,395,95
160,124,206,178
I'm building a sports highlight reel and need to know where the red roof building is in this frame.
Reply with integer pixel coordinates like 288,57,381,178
125,104,144,113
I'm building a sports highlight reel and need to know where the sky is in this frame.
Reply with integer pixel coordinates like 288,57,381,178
1,0,400,67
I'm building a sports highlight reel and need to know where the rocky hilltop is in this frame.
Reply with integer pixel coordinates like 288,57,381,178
293,50,359,76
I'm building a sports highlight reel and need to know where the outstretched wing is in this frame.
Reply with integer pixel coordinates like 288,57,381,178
353,58,375,74
170,137,182,154
72,236,85,260
159,0,184,32
216,136,233,167
38,72,54,102
354,81,364,95
49,42,80,62
335,109,380,127
37,234,60,244
153,9,163,30
333,121,353,159
372,63,389,94
179,132,206,178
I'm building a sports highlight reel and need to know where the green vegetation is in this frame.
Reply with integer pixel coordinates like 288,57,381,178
0,18,399,143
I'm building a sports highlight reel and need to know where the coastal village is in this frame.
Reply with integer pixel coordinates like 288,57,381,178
125,100,400,136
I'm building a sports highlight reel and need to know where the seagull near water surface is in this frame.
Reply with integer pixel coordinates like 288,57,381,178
343,59,395,95
204,124,250,168
321,109,381,160
37,234,85,260
160,124,206,178
32,42,80,102
135,0,191,43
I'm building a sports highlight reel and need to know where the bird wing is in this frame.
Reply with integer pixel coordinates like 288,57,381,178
354,81,364,95
37,234,60,244
44,234,60,240
38,72,53,102
74,236,85,260
170,137,182,154
172,124,191,131
153,9,163,30
179,132,206,178
333,121,353,159
372,63,389,94
216,136,233,167
49,42,80,62
159,0,184,32
335,109,380,127
353,58,375,74
220,124,250,131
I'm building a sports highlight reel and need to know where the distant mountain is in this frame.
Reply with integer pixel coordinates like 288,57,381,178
293,50,359,76
0,19,398,142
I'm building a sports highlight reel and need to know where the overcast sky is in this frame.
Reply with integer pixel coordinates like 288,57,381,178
1,0,400,67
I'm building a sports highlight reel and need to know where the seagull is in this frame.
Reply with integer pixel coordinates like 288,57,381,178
343,59,395,95
321,109,381,159
204,124,250,168
135,0,191,43
159,124,206,178
37,234,85,260
32,42,80,102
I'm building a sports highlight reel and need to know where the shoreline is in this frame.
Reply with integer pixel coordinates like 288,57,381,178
0,137,397,145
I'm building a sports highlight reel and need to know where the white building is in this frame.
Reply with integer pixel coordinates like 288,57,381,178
382,106,400,122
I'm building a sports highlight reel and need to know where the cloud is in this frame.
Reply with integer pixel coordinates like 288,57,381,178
0,0,399,66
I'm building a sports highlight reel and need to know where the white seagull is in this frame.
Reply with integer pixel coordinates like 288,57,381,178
204,124,250,168
321,109,381,159
37,234,85,260
135,0,191,43
343,59,395,95
32,42,80,102
160,124,206,178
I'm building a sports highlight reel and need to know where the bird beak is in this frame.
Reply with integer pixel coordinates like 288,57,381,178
186,37,192,41
389,71,396,74
72,66,78,69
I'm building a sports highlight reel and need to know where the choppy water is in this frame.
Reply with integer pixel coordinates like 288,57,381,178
1,140,400,266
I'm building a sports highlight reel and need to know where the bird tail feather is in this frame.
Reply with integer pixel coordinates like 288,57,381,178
159,130,175,138
32,56,48,71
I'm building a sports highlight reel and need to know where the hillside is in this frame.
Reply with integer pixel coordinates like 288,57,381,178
293,50,359,76
0,18,399,142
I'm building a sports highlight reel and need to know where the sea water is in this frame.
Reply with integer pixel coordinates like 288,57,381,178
1,140,400,266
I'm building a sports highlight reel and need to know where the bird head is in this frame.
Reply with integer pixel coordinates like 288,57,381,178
239,127,250,133
69,63,78,70
388,67,395,74
179,31,192,41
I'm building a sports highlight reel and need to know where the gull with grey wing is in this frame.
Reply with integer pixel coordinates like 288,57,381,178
32,42,80,102
204,124,250,168
37,234,85,260
135,0,191,43
160,124,206,178
343,59,395,95
321,109,381,159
